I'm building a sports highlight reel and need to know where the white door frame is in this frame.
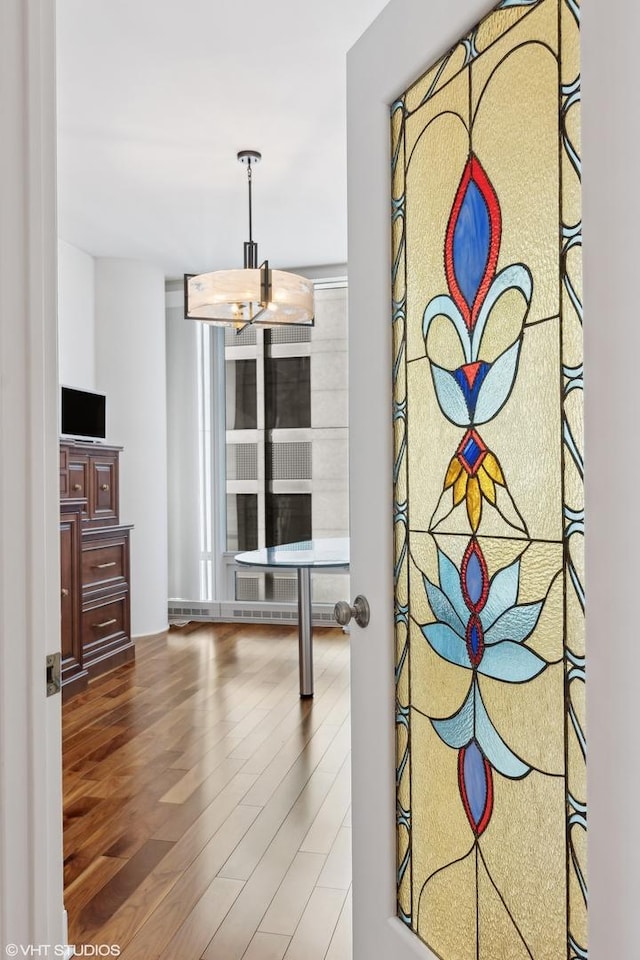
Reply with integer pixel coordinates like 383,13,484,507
347,0,640,957
0,0,65,950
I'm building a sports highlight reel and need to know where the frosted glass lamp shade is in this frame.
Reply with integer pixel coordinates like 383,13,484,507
187,268,314,327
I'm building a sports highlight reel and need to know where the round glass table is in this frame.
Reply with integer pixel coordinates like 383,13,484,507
235,537,349,697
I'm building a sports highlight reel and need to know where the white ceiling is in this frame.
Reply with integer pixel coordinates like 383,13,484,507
56,0,390,280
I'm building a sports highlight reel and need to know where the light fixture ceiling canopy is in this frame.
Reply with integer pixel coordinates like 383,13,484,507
186,150,314,330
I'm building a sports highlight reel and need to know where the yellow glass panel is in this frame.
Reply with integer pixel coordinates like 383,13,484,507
479,288,529,362
561,0,581,88
481,772,567,959
396,663,409,710
479,663,565,775
569,837,588,951
563,453,583,521
565,105,581,173
405,43,468,116
566,580,585,659
398,870,411,923
569,671,586,737
425,313,466,370
481,321,563,542
562,302,583,370
410,717,475,887
394,0,583,954
562,158,582,235
567,720,585,796
407,556,431,630
406,360,462,530
475,4,552,56
417,849,477,960
565,244,583,311
472,0,558,114
477,854,533,960
567,530,584,589
409,614,474,721
472,46,560,326
391,99,404,156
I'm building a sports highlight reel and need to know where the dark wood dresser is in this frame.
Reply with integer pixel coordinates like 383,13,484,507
60,441,134,699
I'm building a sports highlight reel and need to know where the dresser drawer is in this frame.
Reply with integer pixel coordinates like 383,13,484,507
81,592,131,669
82,535,128,592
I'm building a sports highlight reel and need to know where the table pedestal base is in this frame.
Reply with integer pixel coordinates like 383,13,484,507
297,567,313,697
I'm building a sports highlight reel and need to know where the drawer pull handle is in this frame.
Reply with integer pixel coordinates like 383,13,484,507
95,561,117,569
101,483,110,491
73,483,82,491
94,618,117,629
61,587,69,597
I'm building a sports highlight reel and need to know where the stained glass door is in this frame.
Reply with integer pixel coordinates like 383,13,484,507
347,1,583,959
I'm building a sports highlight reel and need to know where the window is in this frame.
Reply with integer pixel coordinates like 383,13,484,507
264,356,311,429
226,493,258,551
225,359,257,429
184,280,350,608
265,493,312,547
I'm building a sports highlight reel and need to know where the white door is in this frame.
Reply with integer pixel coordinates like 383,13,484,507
346,2,504,958
0,0,65,951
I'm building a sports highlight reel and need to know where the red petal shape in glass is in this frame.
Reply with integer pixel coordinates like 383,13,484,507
458,742,494,837
461,538,489,612
445,154,502,332
466,613,485,667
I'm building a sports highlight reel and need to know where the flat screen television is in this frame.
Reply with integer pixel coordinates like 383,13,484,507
61,386,106,442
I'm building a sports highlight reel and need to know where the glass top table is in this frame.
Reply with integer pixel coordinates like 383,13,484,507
235,537,349,697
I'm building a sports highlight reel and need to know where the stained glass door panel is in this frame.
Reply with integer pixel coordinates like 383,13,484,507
392,2,585,958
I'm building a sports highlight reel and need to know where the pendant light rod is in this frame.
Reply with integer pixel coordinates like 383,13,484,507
238,149,261,269
248,163,253,243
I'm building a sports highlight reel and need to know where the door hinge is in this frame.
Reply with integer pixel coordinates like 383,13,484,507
46,652,61,696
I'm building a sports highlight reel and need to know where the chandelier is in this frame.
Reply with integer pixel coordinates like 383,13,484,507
185,150,314,330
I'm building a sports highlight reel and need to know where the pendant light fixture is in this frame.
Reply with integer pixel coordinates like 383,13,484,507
185,150,314,330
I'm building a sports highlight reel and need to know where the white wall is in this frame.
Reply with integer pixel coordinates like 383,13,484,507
57,239,96,389
95,258,169,637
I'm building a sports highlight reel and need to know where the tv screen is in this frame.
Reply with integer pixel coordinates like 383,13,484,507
61,386,106,441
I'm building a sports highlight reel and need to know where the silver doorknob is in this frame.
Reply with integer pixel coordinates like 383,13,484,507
334,595,370,628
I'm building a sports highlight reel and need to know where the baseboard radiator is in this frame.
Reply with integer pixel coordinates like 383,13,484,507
168,600,337,627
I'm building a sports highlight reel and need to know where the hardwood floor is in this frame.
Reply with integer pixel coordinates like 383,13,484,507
63,622,352,960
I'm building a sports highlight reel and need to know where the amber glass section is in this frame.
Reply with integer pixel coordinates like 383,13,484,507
392,1,584,957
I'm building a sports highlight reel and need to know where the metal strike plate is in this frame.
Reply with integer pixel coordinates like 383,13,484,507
46,652,61,697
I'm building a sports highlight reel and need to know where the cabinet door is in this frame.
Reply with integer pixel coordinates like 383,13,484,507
90,457,118,524
60,447,69,497
60,508,87,696
68,459,89,504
